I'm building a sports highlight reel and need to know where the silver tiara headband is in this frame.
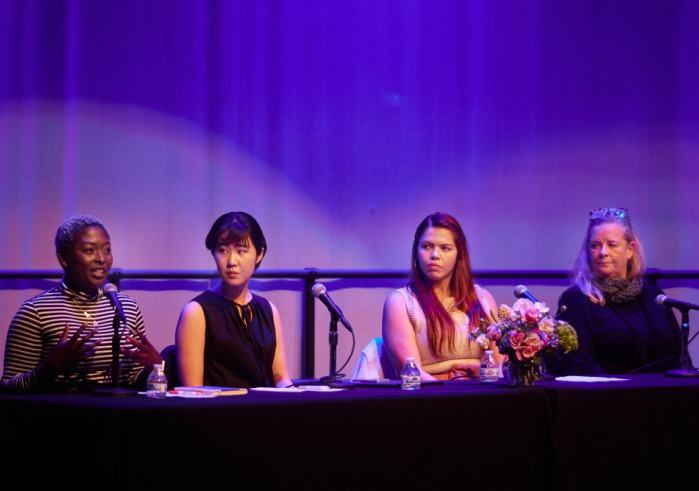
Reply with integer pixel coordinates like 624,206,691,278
589,207,629,221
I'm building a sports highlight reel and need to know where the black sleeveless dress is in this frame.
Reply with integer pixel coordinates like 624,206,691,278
193,290,277,388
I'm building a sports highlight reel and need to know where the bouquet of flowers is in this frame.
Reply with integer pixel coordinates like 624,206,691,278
469,298,578,385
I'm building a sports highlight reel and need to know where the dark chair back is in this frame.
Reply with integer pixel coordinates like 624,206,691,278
160,344,180,390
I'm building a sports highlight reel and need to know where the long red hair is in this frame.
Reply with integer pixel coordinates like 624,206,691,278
407,212,483,356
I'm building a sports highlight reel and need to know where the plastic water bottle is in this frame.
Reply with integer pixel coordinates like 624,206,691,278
401,357,421,391
480,350,498,383
479,350,490,382
146,362,168,399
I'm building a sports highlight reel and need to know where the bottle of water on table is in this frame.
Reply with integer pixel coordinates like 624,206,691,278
401,356,421,391
480,350,498,383
146,362,168,399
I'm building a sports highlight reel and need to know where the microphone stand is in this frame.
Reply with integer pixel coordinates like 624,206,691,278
93,312,138,396
665,308,699,378
319,314,341,383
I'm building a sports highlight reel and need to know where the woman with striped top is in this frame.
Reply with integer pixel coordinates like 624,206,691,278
1,215,162,394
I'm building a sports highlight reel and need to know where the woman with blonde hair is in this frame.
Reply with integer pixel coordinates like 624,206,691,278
548,207,683,375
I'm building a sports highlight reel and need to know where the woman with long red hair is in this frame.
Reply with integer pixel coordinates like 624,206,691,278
382,212,502,380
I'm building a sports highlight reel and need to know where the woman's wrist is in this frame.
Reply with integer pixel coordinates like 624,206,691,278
34,360,59,385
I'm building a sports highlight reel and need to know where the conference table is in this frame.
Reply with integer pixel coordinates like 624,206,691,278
1,374,698,490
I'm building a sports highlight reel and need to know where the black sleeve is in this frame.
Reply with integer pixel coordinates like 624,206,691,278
548,287,607,376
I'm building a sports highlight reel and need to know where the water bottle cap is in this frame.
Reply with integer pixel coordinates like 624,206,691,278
485,350,493,354
406,356,415,362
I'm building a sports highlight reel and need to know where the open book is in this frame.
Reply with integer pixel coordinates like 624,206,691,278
172,386,248,397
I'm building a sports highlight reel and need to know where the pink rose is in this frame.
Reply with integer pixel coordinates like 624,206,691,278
509,331,525,349
517,345,539,360
524,332,544,349
538,317,555,336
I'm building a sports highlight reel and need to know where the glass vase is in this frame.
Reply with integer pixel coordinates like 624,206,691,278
502,358,542,386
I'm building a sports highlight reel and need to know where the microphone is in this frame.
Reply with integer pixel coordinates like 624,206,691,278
312,283,353,332
655,294,699,311
103,282,127,324
514,285,540,304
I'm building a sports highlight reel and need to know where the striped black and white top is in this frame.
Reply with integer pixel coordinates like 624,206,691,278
1,281,147,394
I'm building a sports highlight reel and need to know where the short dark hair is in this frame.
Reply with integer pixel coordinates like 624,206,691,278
205,212,267,270
55,215,109,257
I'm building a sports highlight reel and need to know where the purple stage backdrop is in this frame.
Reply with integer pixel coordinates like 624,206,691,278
1,0,698,377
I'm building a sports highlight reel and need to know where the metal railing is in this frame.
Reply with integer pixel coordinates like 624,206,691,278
2,268,698,377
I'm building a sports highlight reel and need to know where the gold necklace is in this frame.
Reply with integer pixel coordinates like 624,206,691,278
70,296,98,326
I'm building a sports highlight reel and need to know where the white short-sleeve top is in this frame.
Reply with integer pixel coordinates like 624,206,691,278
395,284,492,376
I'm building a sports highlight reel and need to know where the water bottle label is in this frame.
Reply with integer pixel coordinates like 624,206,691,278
147,382,167,398
401,375,421,390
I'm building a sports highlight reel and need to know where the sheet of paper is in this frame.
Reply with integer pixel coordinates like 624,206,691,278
251,385,346,392
555,375,628,382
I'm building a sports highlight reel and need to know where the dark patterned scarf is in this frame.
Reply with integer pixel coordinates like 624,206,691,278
593,276,643,304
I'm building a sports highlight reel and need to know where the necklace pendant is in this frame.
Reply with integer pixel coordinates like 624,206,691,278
83,311,97,326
